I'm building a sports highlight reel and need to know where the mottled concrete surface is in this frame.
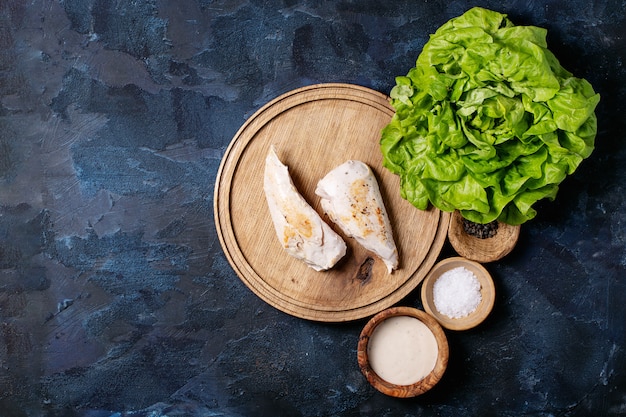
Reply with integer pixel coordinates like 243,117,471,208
0,1,625,416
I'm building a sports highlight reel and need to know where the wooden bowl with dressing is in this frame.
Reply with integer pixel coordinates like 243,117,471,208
357,307,449,397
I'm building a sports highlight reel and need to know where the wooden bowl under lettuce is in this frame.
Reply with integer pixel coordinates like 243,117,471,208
448,211,520,263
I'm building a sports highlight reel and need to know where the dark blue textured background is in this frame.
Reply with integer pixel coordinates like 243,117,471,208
1,1,624,416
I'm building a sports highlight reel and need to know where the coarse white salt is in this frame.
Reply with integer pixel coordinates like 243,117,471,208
433,267,482,319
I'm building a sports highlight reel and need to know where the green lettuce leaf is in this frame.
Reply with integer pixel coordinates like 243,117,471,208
380,7,600,225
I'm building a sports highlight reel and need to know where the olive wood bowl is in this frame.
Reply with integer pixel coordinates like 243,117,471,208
421,257,496,331
357,306,448,397
448,210,520,263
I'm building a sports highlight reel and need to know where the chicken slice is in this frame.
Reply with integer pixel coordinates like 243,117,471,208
315,160,398,273
263,146,347,271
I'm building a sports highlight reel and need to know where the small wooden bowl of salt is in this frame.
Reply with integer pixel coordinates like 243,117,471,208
357,307,449,397
421,257,495,331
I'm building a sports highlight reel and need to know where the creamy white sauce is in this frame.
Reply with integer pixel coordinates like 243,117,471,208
367,316,438,385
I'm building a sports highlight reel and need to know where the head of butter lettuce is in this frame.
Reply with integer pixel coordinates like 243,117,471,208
380,7,600,225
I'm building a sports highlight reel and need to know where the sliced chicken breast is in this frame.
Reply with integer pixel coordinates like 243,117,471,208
263,146,347,271
315,160,398,273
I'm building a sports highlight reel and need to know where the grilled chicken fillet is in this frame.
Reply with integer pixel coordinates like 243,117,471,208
315,160,398,273
263,146,347,271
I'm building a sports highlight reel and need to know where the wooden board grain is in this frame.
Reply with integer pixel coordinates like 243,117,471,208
214,83,450,322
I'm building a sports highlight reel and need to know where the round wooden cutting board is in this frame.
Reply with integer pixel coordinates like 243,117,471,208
214,83,450,322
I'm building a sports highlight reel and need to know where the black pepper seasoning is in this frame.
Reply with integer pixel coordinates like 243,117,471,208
462,218,499,239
